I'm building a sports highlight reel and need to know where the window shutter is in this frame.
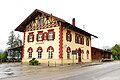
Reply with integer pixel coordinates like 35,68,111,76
27,35,29,42
36,34,38,41
46,33,48,41
82,37,84,45
53,32,55,40
42,33,43,41
66,33,68,41
32,35,34,42
70,34,72,42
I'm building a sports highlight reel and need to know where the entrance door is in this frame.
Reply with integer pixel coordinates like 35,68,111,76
78,48,81,62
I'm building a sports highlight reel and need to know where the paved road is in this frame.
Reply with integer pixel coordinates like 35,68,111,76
58,61,120,80
1,61,120,80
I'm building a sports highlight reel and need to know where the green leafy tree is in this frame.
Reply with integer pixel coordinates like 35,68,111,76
14,34,22,47
7,31,22,58
0,52,8,63
7,31,16,48
111,44,120,60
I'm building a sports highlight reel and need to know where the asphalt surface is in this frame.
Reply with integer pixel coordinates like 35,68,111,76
58,61,120,80
0,61,120,80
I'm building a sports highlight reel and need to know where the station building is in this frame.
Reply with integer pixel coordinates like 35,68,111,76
15,9,98,65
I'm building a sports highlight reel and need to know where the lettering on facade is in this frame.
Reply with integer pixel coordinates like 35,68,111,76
36,42,44,45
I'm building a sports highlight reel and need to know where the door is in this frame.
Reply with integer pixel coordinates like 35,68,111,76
78,48,81,62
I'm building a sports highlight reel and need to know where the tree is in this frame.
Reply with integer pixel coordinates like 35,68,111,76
7,31,22,48
14,34,22,47
7,31,16,48
7,31,22,59
111,44,120,60
0,52,8,63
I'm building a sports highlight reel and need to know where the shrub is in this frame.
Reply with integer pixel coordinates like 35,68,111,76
29,58,39,65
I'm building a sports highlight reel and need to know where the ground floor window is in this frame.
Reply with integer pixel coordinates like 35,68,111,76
81,50,84,59
66,47,71,59
86,50,89,59
36,46,43,59
38,52,42,58
67,52,70,59
27,47,33,58
47,46,54,59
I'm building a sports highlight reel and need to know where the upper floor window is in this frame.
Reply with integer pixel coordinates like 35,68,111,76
48,29,55,40
47,46,54,59
86,37,89,46
75,34,80,44
43,32,48,40
37,31,43,41
81,36,84,45
27,47,33,58
66,30,72,42
27,32,34,42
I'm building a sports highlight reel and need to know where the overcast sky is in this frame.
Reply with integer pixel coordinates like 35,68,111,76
0,0,120,50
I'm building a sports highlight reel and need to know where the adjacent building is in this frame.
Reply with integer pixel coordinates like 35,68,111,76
15,9,98,64
91,47,112,62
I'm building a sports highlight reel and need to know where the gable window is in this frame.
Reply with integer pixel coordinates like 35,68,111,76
28,32,34,42
36,47,43,59
66,30,72,42
47,46,54,59
38,19,41,27
86,50,89,59
37,31,43,41
27,47,33,58
48,29,55,40
40,18,44,25
86,37,89,46
66,47,71,59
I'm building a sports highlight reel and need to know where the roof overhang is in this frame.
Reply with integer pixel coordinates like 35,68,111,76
62,22,98,38
15,9,65,32
15,9,98,38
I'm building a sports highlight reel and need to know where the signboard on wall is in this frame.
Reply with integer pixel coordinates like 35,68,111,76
72,50,77,55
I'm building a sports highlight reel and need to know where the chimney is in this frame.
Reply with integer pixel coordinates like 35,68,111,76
72,18,75,26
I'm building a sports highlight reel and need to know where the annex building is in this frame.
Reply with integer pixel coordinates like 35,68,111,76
15,9,98,65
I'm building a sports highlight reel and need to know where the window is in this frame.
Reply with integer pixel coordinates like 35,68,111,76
48,29,55,40
81,36,84,45
27,47,33,58
86,37,89,46
28,32,34,42
81,50,84,59
37,31,43,41
37,18,44,26
38,20,40,26
86,50,89,59
66,47,71,59
75,34,80,44
66,30,72,42
47,46,54,59
43,32,48,40
36,47,43,59
38,34,43,40
40,18,44,25
93,52,96,55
